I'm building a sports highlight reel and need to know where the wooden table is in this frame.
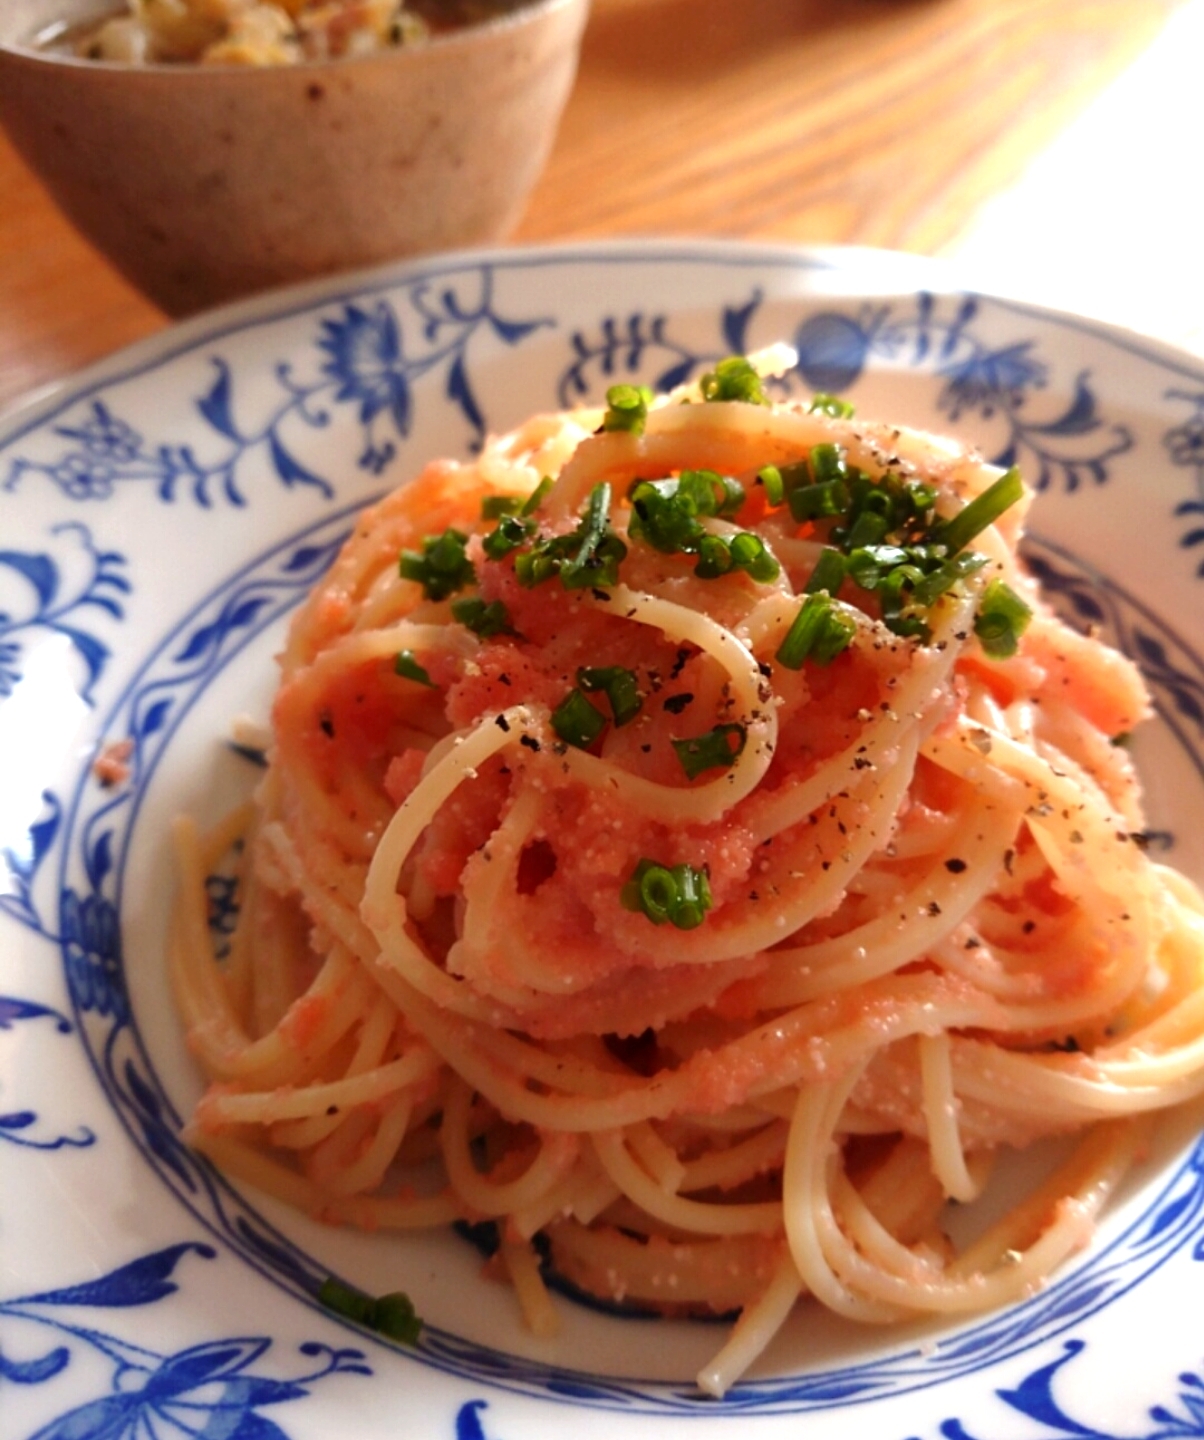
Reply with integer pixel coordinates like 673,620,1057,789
0,0,1196,418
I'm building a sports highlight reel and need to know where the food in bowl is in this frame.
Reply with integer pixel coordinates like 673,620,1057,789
170,351,1204,1395
0,0,587,311
55,0,529,65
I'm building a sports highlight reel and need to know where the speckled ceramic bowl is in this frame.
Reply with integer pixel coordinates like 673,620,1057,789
0,0,587,315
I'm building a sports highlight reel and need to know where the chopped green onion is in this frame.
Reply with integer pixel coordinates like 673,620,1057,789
522,476,553,516
757,464,785,506
974,578,1033,657
727,533,761,570
627,478,703,555
628,470,745,554
514,483,627,590
621,858,713,929
910,551,989,608
754,447,1026,649
481,494,521,520
399,528,475,602
671,723,747,780
858,486,897,520
602,383,654,435
482,512,533,560
318,1277,374,1324
693,530,780,583
808,393,856,419
845,544,909,591
788,477,850,523
933,466,1024,556
700,355,769,405
551,688,607,749
903,479,938,516
578,665,643,727
450,597,514,638
561,483,625,589
776,592,858,668
804,546,847,595
843,506,891,549
318,1277,422,1345
809,443,848,485
513,544,558,589
626,470,778,583
694,532,734,579
727,531,780,582
679,469,745,518
875,561,930,640
394,649,435,686
373,1292,424,1344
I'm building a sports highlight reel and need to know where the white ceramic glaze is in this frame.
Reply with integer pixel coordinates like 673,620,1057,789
4,241,1204,1440
0,0,587,314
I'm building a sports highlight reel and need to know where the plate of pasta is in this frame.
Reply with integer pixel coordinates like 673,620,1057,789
5,239,1204,1440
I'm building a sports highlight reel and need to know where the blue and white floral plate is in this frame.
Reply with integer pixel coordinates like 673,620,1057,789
5,239,1204,1440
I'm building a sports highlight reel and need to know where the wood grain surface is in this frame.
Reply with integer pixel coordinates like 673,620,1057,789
0,0,1187,417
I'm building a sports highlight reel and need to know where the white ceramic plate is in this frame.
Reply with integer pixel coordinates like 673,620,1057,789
5,240,1204,1440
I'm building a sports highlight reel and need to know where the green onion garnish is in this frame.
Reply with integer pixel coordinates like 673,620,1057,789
621,858,713,929
877,564,931,641
522,476,553,515
318,1277,422,1345
694,531,780,583
318,1277,374,1324
561,483,625,589
627,470,746,554
671,723,747,780
482,481,552,558
482,512,534,560
776,592,858,669
513,544,557,589
694,532,734,579
515,484,627,591
481,494,521,520
910,551,989,608
842,505,891,550
757,464,785,506
700,355,769,406
788,477,850,523
627,478,701,555
844,544,910,591
373,1292,424,1343
783,454,1025,638
728,531,780,581
685,469,746,518
808,393,856,419
394,650,435,686
551,688,607,749
933,467,1024,556
399,528,475,602
809,443,848,485
804,546,848,595
602,383,654,435
974,578,1033,658
904,479,938,515
625,470,778,583
578,665,643,727
450,597,514,638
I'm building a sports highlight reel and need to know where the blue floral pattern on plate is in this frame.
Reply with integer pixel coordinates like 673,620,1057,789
904,1340,1204,1440
2,268,549,505
0,1243,371,1439
4,242,1204,1440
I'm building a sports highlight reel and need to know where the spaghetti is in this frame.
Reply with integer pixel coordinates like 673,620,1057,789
171,353,1204,1395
